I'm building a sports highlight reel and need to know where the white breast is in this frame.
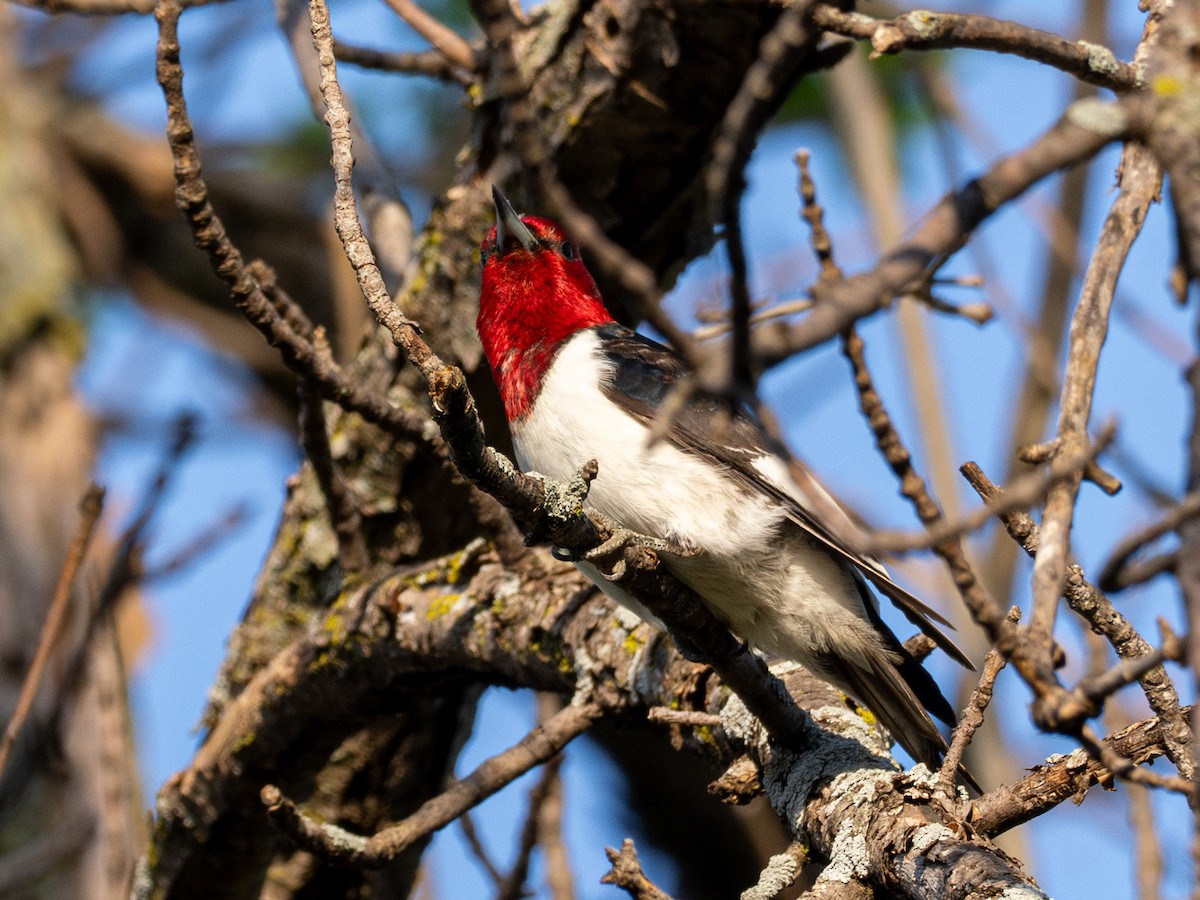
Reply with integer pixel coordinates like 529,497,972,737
512,331,781,556
511,330,885,669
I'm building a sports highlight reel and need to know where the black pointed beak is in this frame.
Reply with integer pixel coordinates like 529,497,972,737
492,186,539,254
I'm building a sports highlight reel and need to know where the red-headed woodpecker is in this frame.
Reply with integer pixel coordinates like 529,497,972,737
477,187,971,770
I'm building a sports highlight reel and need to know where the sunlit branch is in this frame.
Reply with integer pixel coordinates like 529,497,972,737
972,706,1194,836
748,96,1136,367
963,462,1194,780
333,39,472,83
811,4,1138,91
262,700,601,868
382,0,477,72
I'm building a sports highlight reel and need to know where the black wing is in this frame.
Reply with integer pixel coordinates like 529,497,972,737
592,323,972,670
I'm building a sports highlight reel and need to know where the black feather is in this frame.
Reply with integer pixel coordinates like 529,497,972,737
592,323,970,671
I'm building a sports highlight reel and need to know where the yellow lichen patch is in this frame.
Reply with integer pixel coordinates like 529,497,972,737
693,725,719,751
622,633,642,654
322,611,347,646
1153,74,1183,97
426,591,462,620
443,548,472,585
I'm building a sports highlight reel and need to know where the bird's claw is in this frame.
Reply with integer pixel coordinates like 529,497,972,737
552,513,698,580
586,513,700,581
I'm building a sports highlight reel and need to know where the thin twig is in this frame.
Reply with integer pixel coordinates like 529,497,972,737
262,700,602,867
750,95,1137,366
692,298,814,341
458,812,504,889
1127,778,1164,900
601,839,675,900
1076,724,1191,794
1099,487,1200,590
705,1,816,398
811,4,1138,91
962,462,1194,781
828,40,969,542
937,608,1018,795
298,371,370,572
535,694,574,900
795,149,841,281
496,756,563,900
333,39,470,83
1102,551,1177,590
141,506,247,581
382,0,476,71
0,485,105,781
154,1,432,446
1026,138,1160,701
842,329,1008,638
867,425,1116,556
283,0,414,284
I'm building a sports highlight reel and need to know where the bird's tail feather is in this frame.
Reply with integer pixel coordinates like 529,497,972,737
820,650,948,774
819,650,981,792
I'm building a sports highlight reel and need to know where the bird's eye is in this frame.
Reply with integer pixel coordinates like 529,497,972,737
560,241,576,261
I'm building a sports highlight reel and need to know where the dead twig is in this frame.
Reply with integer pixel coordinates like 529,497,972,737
705,2,816,399
457,812,504,889
0,485,105,782
971,706,1193,836
962,462,1194,780
1025,138,1160,707
811,4,1138,91
937,609,1018,795
601,839,675,900
333,39,471,83
535,693,575,900
867,426,1116,556
842,328,1008,638
795,150,841,281
154,1,432,447
141,506,247,581
261,700,602,868
496,753,564,900
381,0,477,71
1099,488,1200,591
751,95,1136,366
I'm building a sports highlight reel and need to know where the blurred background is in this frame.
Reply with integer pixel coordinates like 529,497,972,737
0,0,1191,897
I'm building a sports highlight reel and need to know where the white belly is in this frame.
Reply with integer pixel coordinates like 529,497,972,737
511,331,887,668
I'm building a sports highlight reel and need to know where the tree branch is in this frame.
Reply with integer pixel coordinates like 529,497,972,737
971,707,1193,836
748,95,1135,367
811,4,1138,91
262,700,600,868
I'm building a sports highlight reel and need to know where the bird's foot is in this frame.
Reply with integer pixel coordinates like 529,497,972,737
551,512,699,581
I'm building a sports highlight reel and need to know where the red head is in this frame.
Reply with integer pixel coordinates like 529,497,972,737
479,188,614,420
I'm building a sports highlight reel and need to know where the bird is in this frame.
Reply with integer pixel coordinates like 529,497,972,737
476,186,972,771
